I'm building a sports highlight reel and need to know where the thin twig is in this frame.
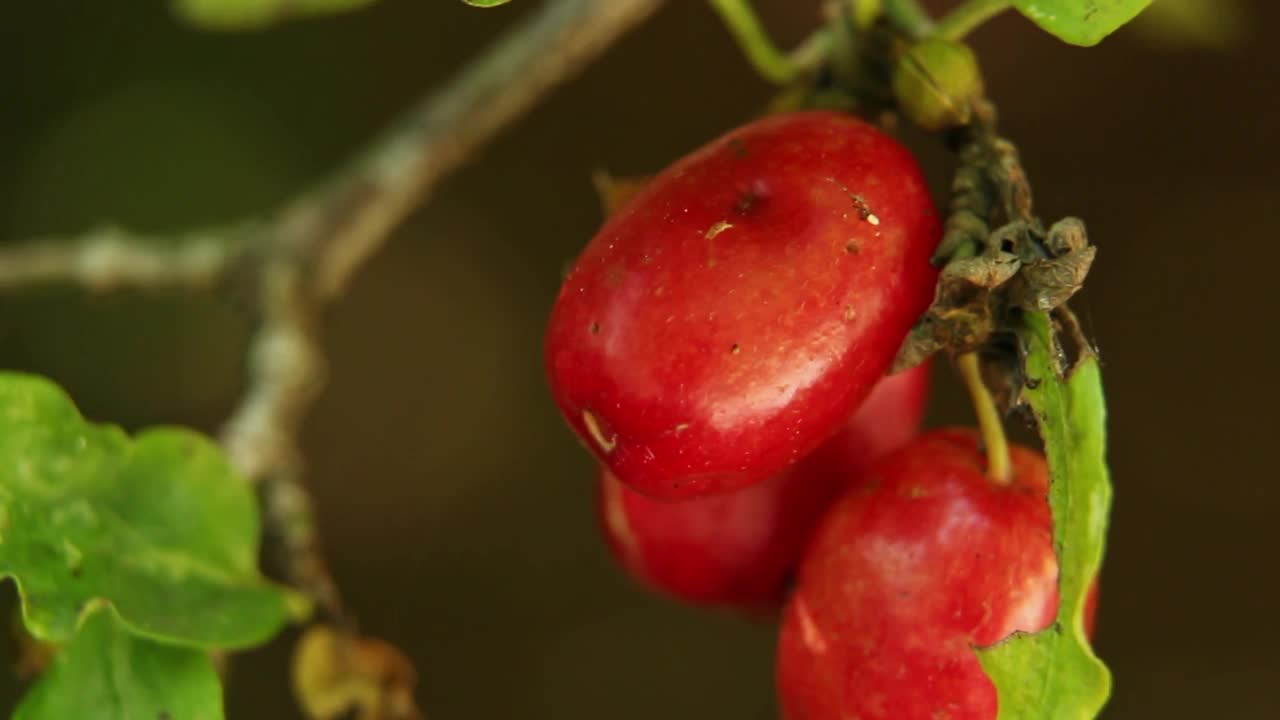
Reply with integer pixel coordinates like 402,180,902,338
0,223,259,292
0,0,666,619
221,0,667,616
290,0,668,299
217,253,336,611
933,0,1011,41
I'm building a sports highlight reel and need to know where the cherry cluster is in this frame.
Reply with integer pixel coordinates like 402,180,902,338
545,111,1095,719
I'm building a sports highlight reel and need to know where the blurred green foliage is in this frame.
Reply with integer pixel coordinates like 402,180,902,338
174,0,379,31
14,604,223,720
1130,0,1250,49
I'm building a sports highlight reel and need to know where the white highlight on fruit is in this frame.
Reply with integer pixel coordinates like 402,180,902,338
796,596,829,655
1006,552,1061,633
601,473,641,564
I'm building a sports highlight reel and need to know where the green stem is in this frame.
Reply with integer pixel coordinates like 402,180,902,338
707,0,798,84
933,0,1012,40
958,351,1012,485
790,26,835,74
882,0,934,38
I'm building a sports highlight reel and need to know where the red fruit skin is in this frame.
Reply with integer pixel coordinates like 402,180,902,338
546,111,940,499
1084,578,1100,638
599,363,931,609
777,428,1084,720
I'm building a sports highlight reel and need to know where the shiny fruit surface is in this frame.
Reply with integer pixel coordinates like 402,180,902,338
546,111,940,499
777,428,1067,720
599,363,931,609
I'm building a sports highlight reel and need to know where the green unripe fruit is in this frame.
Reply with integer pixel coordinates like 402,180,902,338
892,39,984,131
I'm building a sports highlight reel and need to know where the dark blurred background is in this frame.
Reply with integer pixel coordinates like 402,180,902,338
1,1,1278,717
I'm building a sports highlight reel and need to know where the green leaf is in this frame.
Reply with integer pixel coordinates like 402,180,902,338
0,372,303,649
976,311,1112,719
14,602,224,720
1012,0,1153,46
461,0,515,6
173,0,378,30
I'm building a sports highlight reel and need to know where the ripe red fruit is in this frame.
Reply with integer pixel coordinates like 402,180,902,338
546,111,940,499
599,363,931,609
777,428,1080,720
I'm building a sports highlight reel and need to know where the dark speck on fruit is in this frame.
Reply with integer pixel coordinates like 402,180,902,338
734,186,764,215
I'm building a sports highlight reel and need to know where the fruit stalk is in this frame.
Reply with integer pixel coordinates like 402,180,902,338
933,0,1013,41
707,0,802,83
708,0,832,84
957,351,1011,484
882,0,934,38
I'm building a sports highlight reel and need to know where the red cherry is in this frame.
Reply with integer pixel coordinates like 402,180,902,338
546,111,940,499
599,363,931,609
777,428,1092,720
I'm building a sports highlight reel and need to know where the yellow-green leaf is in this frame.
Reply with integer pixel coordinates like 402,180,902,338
1013,0,1153,46
976,311,1113,719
